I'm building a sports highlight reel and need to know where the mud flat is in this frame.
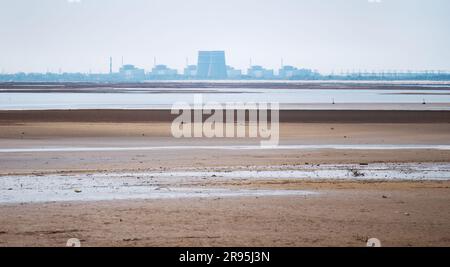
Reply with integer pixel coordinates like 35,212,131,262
0,180,449,247
2,109,450,123
0,161,449,247
0,163,448,204
0,108,449,246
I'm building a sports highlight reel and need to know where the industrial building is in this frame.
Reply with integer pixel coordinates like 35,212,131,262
184,65,198,78
7,51,444,82
150,65,178,79
247,65,274,79
197,51,228,79
119,64,146,81
226,66,242,79
279,65,318,79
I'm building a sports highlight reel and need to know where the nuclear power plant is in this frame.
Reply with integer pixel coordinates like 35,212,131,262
2,50,449,82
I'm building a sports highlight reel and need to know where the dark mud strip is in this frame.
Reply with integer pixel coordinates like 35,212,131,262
1,109,450,123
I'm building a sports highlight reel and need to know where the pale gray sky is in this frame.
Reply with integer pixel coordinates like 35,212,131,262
0,0,449,73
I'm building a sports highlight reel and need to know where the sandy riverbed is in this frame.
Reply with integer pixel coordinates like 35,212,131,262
0,110,449,247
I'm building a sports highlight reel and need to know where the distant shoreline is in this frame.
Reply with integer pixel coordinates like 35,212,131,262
1,81,450,91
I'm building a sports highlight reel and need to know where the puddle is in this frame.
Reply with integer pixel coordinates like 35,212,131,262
72,162,449,181
0,169,317,204
0,182,313,204
157,163,450,181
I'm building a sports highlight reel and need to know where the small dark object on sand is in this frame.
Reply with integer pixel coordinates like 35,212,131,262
351,169,365,177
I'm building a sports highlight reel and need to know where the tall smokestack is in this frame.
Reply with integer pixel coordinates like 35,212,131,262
109,57,113,75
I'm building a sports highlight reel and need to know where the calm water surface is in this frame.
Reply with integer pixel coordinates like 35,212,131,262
1,88,450,110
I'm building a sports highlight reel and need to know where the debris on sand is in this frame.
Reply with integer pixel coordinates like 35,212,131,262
154,186,171,191
74,189,82,193
350,169,365,177
354,234,369,243
123,238,141,242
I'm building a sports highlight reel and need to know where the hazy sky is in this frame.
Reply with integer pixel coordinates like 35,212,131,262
0,0,449,73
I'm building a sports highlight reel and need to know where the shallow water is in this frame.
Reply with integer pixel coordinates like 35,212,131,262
1,88,450,110
104,162,450,181
0,181,314,204
0,163,448,204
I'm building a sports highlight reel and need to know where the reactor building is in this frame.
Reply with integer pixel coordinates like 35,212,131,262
197,51,228,79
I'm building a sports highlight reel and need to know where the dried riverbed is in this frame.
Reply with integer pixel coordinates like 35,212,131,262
1,163,448,204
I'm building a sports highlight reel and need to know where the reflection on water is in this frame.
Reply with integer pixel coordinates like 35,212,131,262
0,181,314,204
1,88,450,110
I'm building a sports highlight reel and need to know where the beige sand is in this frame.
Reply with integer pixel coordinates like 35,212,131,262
0,111,449,247
0,122,449,175
1,183,449,247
